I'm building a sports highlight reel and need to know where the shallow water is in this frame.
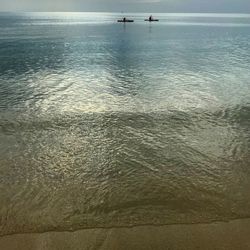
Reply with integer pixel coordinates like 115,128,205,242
0,12,250,236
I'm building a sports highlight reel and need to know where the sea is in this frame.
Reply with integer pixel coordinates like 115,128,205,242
0,12,250,236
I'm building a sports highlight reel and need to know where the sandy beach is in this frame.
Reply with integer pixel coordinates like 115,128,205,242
1,218,250,250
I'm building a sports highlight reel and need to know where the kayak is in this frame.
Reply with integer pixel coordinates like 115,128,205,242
145,19,159,22
117,20,134,23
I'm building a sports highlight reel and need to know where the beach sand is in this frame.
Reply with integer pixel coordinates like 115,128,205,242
1,219,250,250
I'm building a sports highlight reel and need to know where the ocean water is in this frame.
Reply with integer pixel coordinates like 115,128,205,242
0,12,250,236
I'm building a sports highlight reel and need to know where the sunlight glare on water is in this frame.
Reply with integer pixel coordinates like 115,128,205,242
0,12,250,236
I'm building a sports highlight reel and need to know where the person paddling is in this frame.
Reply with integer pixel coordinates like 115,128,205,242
149,15,153,21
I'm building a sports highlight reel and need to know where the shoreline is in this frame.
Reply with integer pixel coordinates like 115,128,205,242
1,218,250,250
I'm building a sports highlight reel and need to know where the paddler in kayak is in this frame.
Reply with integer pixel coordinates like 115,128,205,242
149,15,153,21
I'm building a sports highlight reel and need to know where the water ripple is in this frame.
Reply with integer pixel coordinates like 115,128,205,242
0,12,250,236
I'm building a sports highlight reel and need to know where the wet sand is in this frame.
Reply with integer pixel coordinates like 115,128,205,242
1,219,250,250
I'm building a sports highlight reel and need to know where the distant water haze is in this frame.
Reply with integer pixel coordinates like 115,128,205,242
1,0,250,12
0,12,250,236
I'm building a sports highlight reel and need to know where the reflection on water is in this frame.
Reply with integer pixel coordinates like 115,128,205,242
0,12,250,236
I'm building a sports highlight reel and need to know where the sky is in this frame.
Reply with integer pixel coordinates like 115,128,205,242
1,0,250,13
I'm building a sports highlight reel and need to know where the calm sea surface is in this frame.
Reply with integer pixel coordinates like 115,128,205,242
0,12,250,236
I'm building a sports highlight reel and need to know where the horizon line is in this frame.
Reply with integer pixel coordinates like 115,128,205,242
1,11,250,15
